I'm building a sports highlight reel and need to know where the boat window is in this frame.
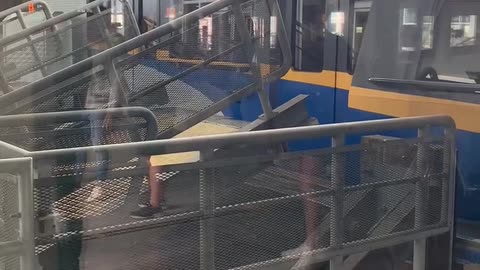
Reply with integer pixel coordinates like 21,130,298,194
353,0,480,102
293,0,327,72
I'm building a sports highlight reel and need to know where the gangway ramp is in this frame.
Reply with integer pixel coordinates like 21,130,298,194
0,115,456,270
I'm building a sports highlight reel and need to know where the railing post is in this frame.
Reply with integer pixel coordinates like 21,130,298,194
441,127,455,225
445,127,456,226
445,127,456,270
0,158,35,270
18,158,35,270
414,126,429,270
199,150,215,270
330,134,345,270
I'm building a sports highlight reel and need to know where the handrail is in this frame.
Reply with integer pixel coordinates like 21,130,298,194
27,115,455,160
0,107,159,141
369,77,480,94
0,115,456,270
0,0,112,47
0,0,291,107
0,0,51,21
0,0,140,96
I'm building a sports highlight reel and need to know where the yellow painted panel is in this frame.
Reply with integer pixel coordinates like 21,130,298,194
155,50,250,68
349,86,480,133
281,69,480,133
282,69,336,88
150,122,239,166
336,72,353,90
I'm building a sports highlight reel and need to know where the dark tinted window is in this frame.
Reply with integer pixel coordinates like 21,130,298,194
293,0,327,72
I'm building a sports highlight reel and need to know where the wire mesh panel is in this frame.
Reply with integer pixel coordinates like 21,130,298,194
0,0,139,93
214,140,453,269
0,173,19,243
0,108,157,153
0,255,20,270
0,116,152,151
34,167,201,270
0,0,291,139
0,156,34,270
19,131,453,270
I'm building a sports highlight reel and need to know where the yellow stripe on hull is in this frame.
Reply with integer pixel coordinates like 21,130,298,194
282,69,480,133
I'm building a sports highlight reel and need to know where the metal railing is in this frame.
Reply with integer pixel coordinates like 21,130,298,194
0,1,52,22
0,0,52,24
0,115,456,269
0,0,140,93
0,0,292,140
0,157,34,270
0,107,158,270
0,0,54,93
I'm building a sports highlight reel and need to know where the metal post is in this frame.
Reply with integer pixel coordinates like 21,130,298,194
330,134,345,270
199,150,215,270
440,128,453,224
39,2,58,33
413,126,429,270
0,158,35,270
231,1,274,120
446,127,456,226
294,0,303,69
446,127,457,270
18,158,35,270
414,239,427,270
15,11,48,76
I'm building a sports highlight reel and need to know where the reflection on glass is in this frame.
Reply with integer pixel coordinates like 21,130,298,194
329,11,345,36
399,11,434,51
422,16,434,49
270,16,278,48
252,17,266,47
399,8,418,52
111,0,124,28
199,16,213,51
402,8,417,26
294,2,327,71
451,15,477,47
166,7,177,20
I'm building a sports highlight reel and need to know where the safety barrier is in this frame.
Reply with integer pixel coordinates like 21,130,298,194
0,0,140,93
0,0,292,140
0,115,456,269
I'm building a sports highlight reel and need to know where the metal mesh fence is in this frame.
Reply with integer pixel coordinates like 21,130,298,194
34,168,201,270
0,173,19,243
0,0,139,92
0,0,289,139
0,255,20,270
26,136,452,269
